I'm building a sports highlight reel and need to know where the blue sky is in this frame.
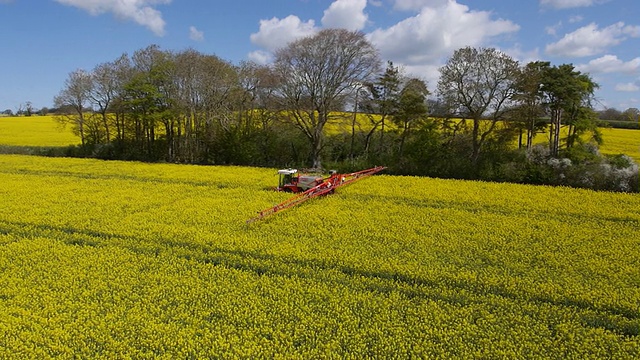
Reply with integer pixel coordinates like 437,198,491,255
1,0,639,112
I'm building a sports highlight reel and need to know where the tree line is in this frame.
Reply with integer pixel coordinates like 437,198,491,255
52,29,638,192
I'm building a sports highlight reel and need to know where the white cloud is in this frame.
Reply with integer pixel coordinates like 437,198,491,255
577,55,640,74
624,25,640,37
569,15,583,23
540,0,608,9
393,0,448,11
248,0,520,83
545,22,640,57
249,15,317,52
247,50,272,65
546,21,562,36
402,63,440,88
368,1,519,66
321,0,368,31
189,26,204,42
503,45,541,65
615,83,640,92
54,0,170,36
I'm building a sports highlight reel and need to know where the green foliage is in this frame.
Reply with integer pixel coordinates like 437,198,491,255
597,119,640,130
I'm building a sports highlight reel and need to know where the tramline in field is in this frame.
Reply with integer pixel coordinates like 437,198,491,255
1,155,639,358
247,166,386,224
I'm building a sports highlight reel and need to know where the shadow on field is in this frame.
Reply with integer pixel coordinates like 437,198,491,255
0,145,72,157
1,218,638,338
0,165,238,189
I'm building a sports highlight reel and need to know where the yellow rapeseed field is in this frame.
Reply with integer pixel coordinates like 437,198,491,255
599,127,640,163
0,154,638,358
1,114,638,163
0,115,79,147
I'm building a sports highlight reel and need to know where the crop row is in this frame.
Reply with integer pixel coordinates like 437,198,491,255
0,154,638,358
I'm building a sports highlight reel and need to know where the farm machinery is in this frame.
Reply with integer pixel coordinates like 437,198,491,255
247,166,386,224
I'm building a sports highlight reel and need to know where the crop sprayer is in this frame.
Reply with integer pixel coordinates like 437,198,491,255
246,166,386,224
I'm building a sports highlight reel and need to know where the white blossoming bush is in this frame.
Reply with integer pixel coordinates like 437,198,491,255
514,144,639,192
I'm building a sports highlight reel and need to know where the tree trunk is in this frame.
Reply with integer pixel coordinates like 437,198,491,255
527,128,534,150
350,109,357,160
379,117,385,153
527,118,535,150
398,121,409,158
101,112,111,143
518,129,523,149
311,129,323,169
552,109,562,157
471,118,481,164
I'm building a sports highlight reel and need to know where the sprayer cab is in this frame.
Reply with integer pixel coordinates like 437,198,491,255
277,169,325,193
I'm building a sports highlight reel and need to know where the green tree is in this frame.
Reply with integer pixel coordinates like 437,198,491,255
540,64,598,155
361,61,401,156
394,78,429,158
512,61,549,149
122,46,175,159
622,107,639,122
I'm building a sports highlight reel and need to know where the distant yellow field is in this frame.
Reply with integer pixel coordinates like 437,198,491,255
599,128,640,163
0,114,637,163
531,127,639,163
0,115,80,147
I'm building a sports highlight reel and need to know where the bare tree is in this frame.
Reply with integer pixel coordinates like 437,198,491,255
90,55,129,143
273,29,381,168
438,47,519,163
54,69,94,147
172,49,238,162
24,101,34,117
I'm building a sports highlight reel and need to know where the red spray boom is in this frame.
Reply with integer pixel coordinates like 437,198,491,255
247,166,386,224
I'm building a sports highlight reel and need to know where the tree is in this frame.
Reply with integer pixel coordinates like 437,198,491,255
90,56,129,143
394,78,429,157
563,73,599,149
272,28,381,168
123,46,174,159
171,49,238,163
437,47,519,164
236,61,286,165
622,107,640,122
598,107,623,121
24,101,34,117
361,61,401,156
540,64,598,155
512,61,549,149
54,69,94,147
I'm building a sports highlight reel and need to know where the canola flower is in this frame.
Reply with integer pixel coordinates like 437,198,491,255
0,154,639,358
2,113,638,164
598,127,640,163
0,116,80,147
